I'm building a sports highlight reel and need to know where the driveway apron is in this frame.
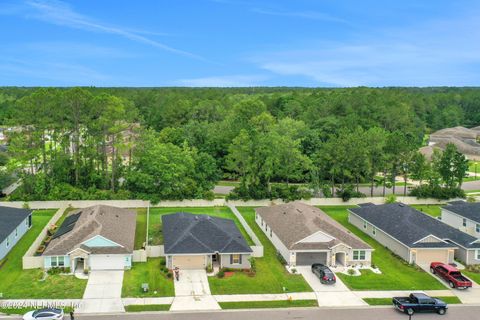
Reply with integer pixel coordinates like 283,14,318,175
170,269,220,311
76,270,125,314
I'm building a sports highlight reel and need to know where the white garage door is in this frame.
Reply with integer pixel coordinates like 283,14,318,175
173,255,205,269
90,255,125,270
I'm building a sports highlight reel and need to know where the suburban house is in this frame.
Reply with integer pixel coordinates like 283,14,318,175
42,205,136,272
255,202,372,267
349,203,480,266
0,206,32,260
162,212,252,270
441,201,480,238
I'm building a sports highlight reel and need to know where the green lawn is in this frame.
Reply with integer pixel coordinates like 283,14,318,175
134,209,147,249
411,205,444,218
319,206,446,291
122,258,174,297
463,271,480,284
469,161,479,173
138,207,254,246
217,180,240,187
0,210,87,299
219,300,318,309
363,296,461,305
208,207,311,295
125,304,171,312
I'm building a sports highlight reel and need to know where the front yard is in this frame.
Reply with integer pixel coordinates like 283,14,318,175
135,207,254,247
0,210,87,299
319,206,445,291
122,258,174,297
208,207,311,294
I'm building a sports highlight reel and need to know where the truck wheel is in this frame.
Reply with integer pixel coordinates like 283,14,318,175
437,308,446,315
406,308,414,316
449,281,455,288
430,267,435,274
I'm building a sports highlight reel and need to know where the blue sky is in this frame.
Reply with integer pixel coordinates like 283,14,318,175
0,0,479,87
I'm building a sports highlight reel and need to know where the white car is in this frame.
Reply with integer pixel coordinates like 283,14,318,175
23,308,64,320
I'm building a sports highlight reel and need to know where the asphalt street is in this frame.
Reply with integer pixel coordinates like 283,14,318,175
3,306,480,320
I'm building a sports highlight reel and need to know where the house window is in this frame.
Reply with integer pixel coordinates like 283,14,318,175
6,236,9,248
372,227,376,236
363,221,367,229
15,228,18,238
232,254,241,264
261,219,264,226
50,256,65,268
476,224,480,233
270,229,273,237
463,218,467,227
353,250,366,261
476,250,480,260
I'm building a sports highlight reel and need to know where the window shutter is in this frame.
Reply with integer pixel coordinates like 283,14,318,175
239,254,242,264
230,254,233,264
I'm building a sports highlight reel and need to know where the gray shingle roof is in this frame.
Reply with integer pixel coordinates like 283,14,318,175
350,203,480,249
43,205,136,256
443,202,480,224
0,206,32,242
162,213,252,254
255,202,371,251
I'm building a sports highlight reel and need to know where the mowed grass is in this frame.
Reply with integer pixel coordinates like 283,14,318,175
134,209,147,249
0,210,87,299
319,206,445,290
208,207,311,294
122,258,174,297
411,205,444,218
137,207,254,246
463,271,480,284
219,300,318,309
125,304,171,312
363,296,461,305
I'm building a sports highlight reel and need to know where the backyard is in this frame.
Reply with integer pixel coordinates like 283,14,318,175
411,204,443,218
122,258,174,297
319,206,446,290
0,210,87,299
208,207,312,294
135,206,254,248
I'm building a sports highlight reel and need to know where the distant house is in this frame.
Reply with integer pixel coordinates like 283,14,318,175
441,201,480,239
162,213,252,270
255,202,372,267
349,203,480,266
43,205,136,272
0,206,32,260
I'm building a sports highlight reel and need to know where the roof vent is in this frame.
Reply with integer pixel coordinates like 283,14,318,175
399,203,405,207
194,216,199,220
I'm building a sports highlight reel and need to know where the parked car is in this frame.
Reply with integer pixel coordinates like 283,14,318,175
430,262,472,289
393,293,448,315
311,263,336,284
23,308,64,320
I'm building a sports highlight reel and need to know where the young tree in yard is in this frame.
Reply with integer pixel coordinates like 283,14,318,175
364,127,388,196
410,152,430,185
434,143,468,188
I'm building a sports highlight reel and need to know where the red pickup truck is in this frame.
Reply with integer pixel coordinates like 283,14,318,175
430,262,472,289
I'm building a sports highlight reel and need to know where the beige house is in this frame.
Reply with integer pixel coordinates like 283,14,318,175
255,202,372,267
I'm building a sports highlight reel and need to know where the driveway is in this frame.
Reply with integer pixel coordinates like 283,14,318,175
296,266,367,307
171,269,220,311
77,270,125,313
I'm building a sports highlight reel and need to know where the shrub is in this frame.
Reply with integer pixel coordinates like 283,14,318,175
248,257,256,273
410,185,465,200
160,259,166,266
384,194,397,204
166,272,173,279
467,196,476,203
291,268,297,274
206,263,213,273
217,269,225,278
336,185,365,202
347,268,356,276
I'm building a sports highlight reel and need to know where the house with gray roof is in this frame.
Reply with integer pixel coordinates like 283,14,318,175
0,206,32,260
349,203,480,266
255,202,372,267
42,205,136,272
162,212,252,270
441,201,480,239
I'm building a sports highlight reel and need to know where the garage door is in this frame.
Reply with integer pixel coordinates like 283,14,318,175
296,252,328,266
173,255,206,269
90,255,125,270
415,249,449,265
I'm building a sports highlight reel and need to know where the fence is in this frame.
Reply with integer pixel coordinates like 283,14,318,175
227,203,264,257
0,196,469,211
22,207,67,269
132,250,147,262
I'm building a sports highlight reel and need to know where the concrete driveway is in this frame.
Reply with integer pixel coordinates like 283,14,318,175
77,270,125,314
296,266,366,307
171,269,220,311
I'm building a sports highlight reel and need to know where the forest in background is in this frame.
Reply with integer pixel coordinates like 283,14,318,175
0,86,477,201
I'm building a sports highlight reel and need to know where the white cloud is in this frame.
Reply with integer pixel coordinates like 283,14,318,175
176,74,269,87
7,0,203,60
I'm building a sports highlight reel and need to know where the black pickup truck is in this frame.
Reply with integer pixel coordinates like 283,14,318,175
392,293,448,315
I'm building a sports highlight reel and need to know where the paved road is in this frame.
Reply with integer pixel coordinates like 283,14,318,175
3,306,479,320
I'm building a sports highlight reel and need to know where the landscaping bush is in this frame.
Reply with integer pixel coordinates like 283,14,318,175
160,259,166,266
466,265,480,273
384,194,397,204
217,269,225,278
347,268,356,275
206,263,213,273
166,272,173,279
336,185,365,202
410,185,465,200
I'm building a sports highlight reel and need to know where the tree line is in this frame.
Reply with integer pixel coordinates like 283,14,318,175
0,86,475,201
